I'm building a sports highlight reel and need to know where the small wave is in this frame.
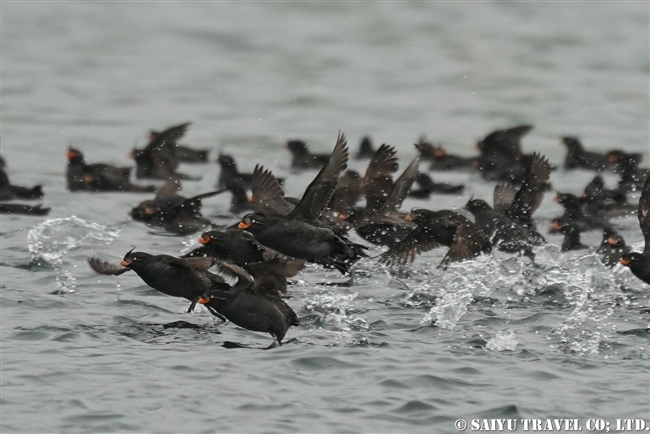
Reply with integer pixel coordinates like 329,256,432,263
485,330,518,351
304,291,370,346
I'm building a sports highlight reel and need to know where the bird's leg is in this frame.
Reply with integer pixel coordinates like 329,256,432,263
265,337,280,350
187,297,199,313
206,305,228,323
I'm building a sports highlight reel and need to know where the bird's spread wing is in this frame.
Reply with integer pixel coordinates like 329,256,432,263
168,257,218,272
493,184,517,212
378,226,442,268
362,144,399,211
246,258,305,297
378,156,420,214
289,131,349,222
252,165,293,217
217,261,255,284
143,122,191,154
440,222,487,267
505,153,551,224
482,124,533,157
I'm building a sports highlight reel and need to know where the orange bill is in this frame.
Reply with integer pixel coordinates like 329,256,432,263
198,296,211,304
620,257,632,266
238,221,251,229
198,236,211,244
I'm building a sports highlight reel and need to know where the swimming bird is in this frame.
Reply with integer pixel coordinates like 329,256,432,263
580,175,634,217
408,172,464,198
552,220,589,252
0,203,50,215
560,136,611,171
355,136,375,160
0,162,43,201
216,154,255,190
415,138,478,171
552,192,610,233
146,127,210,163
66,147,156,193
476,124,532,182
132,122,199,181
129,182,222,234
221,178,255,215
286,139,331,169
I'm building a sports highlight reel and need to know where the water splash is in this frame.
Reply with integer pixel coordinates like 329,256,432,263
27,216,121,293
415,258,497,328
421,286,474,329
486,330,518,351
180,235,199,254
304,291,369,345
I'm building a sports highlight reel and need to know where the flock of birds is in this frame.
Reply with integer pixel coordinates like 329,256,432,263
3,122,650,347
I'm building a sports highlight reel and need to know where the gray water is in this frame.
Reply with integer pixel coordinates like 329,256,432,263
2,2,650,433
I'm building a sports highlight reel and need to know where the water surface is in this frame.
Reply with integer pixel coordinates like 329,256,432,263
2,3,649,433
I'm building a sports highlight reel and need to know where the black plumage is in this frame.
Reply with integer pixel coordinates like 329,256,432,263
66,147,156,193
216,154,254,190
132,122,199,181
408,172,464,198
88,251,230,319
465,153,550,258
240,133,366,273
129,182,221,234
561,136,611,171
355,136,375,160
286,140,330,169
552,221,588,252
0,165,43,201
378,209,491,268
197,259,303,346
619,175,650,285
